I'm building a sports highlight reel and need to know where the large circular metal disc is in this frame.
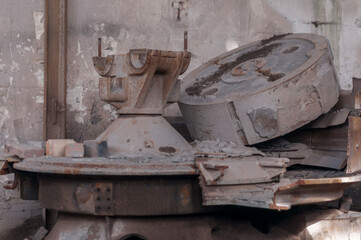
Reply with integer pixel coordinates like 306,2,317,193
179,34,340,145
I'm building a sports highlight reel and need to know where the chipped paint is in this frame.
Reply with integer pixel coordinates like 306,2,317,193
67,86,88,124
76,41,83,56
0,63,5,72
103,103,118,120
34,69,44,88
35,96,44,103
0,107,9,131
23,46,35,53
10,61,19,73
32,12,44,41
104,36,118,55
15,44,23,56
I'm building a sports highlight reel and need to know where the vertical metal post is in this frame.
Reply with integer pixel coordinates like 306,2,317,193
44,0,67,140
43,0,67,229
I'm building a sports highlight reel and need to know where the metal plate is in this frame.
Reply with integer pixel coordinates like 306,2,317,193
180,34,339,145
199,172,361,210
37,174,207,216
94,182,114,216
347,116,361,173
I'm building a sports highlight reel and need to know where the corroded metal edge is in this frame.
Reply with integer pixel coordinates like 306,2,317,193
14,156,197,176
271,174,361,210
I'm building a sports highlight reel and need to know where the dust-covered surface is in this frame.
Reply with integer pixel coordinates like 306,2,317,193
185,43,282,96
192,139,265,157
0,0,44,148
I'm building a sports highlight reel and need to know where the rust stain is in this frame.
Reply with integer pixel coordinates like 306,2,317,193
180,184,191,206
63,167,80,175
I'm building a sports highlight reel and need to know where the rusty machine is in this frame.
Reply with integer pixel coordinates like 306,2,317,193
6,33,361,239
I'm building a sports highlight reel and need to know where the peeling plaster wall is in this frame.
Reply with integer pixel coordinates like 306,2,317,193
0,0,44,148
0,173,42,239
0,0,44,235
66,0,361,142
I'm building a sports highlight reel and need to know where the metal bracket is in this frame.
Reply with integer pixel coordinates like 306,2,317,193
94,182,114,216
51,98,66,125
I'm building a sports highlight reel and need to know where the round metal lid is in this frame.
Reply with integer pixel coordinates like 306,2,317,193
181,34,329,104
179,34,339,145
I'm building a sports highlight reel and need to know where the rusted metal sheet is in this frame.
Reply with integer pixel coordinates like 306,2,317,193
347,116,361,173
1,156,21,176
273,175,361,210
197,156,288,185
37,174,206,216
285,124,349,151
258,139,347,169
296,149,347,170
353,77,361,109
180,34,340,145
307,108,350,129
199,172,361,210
199,177,290,209
44,0,67,139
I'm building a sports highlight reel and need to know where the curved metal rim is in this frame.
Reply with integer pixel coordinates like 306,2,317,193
92,55,114,76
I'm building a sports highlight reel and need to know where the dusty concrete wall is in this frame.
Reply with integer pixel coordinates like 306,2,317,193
0,0,44,236
66,0,361,142
0,0,44,147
